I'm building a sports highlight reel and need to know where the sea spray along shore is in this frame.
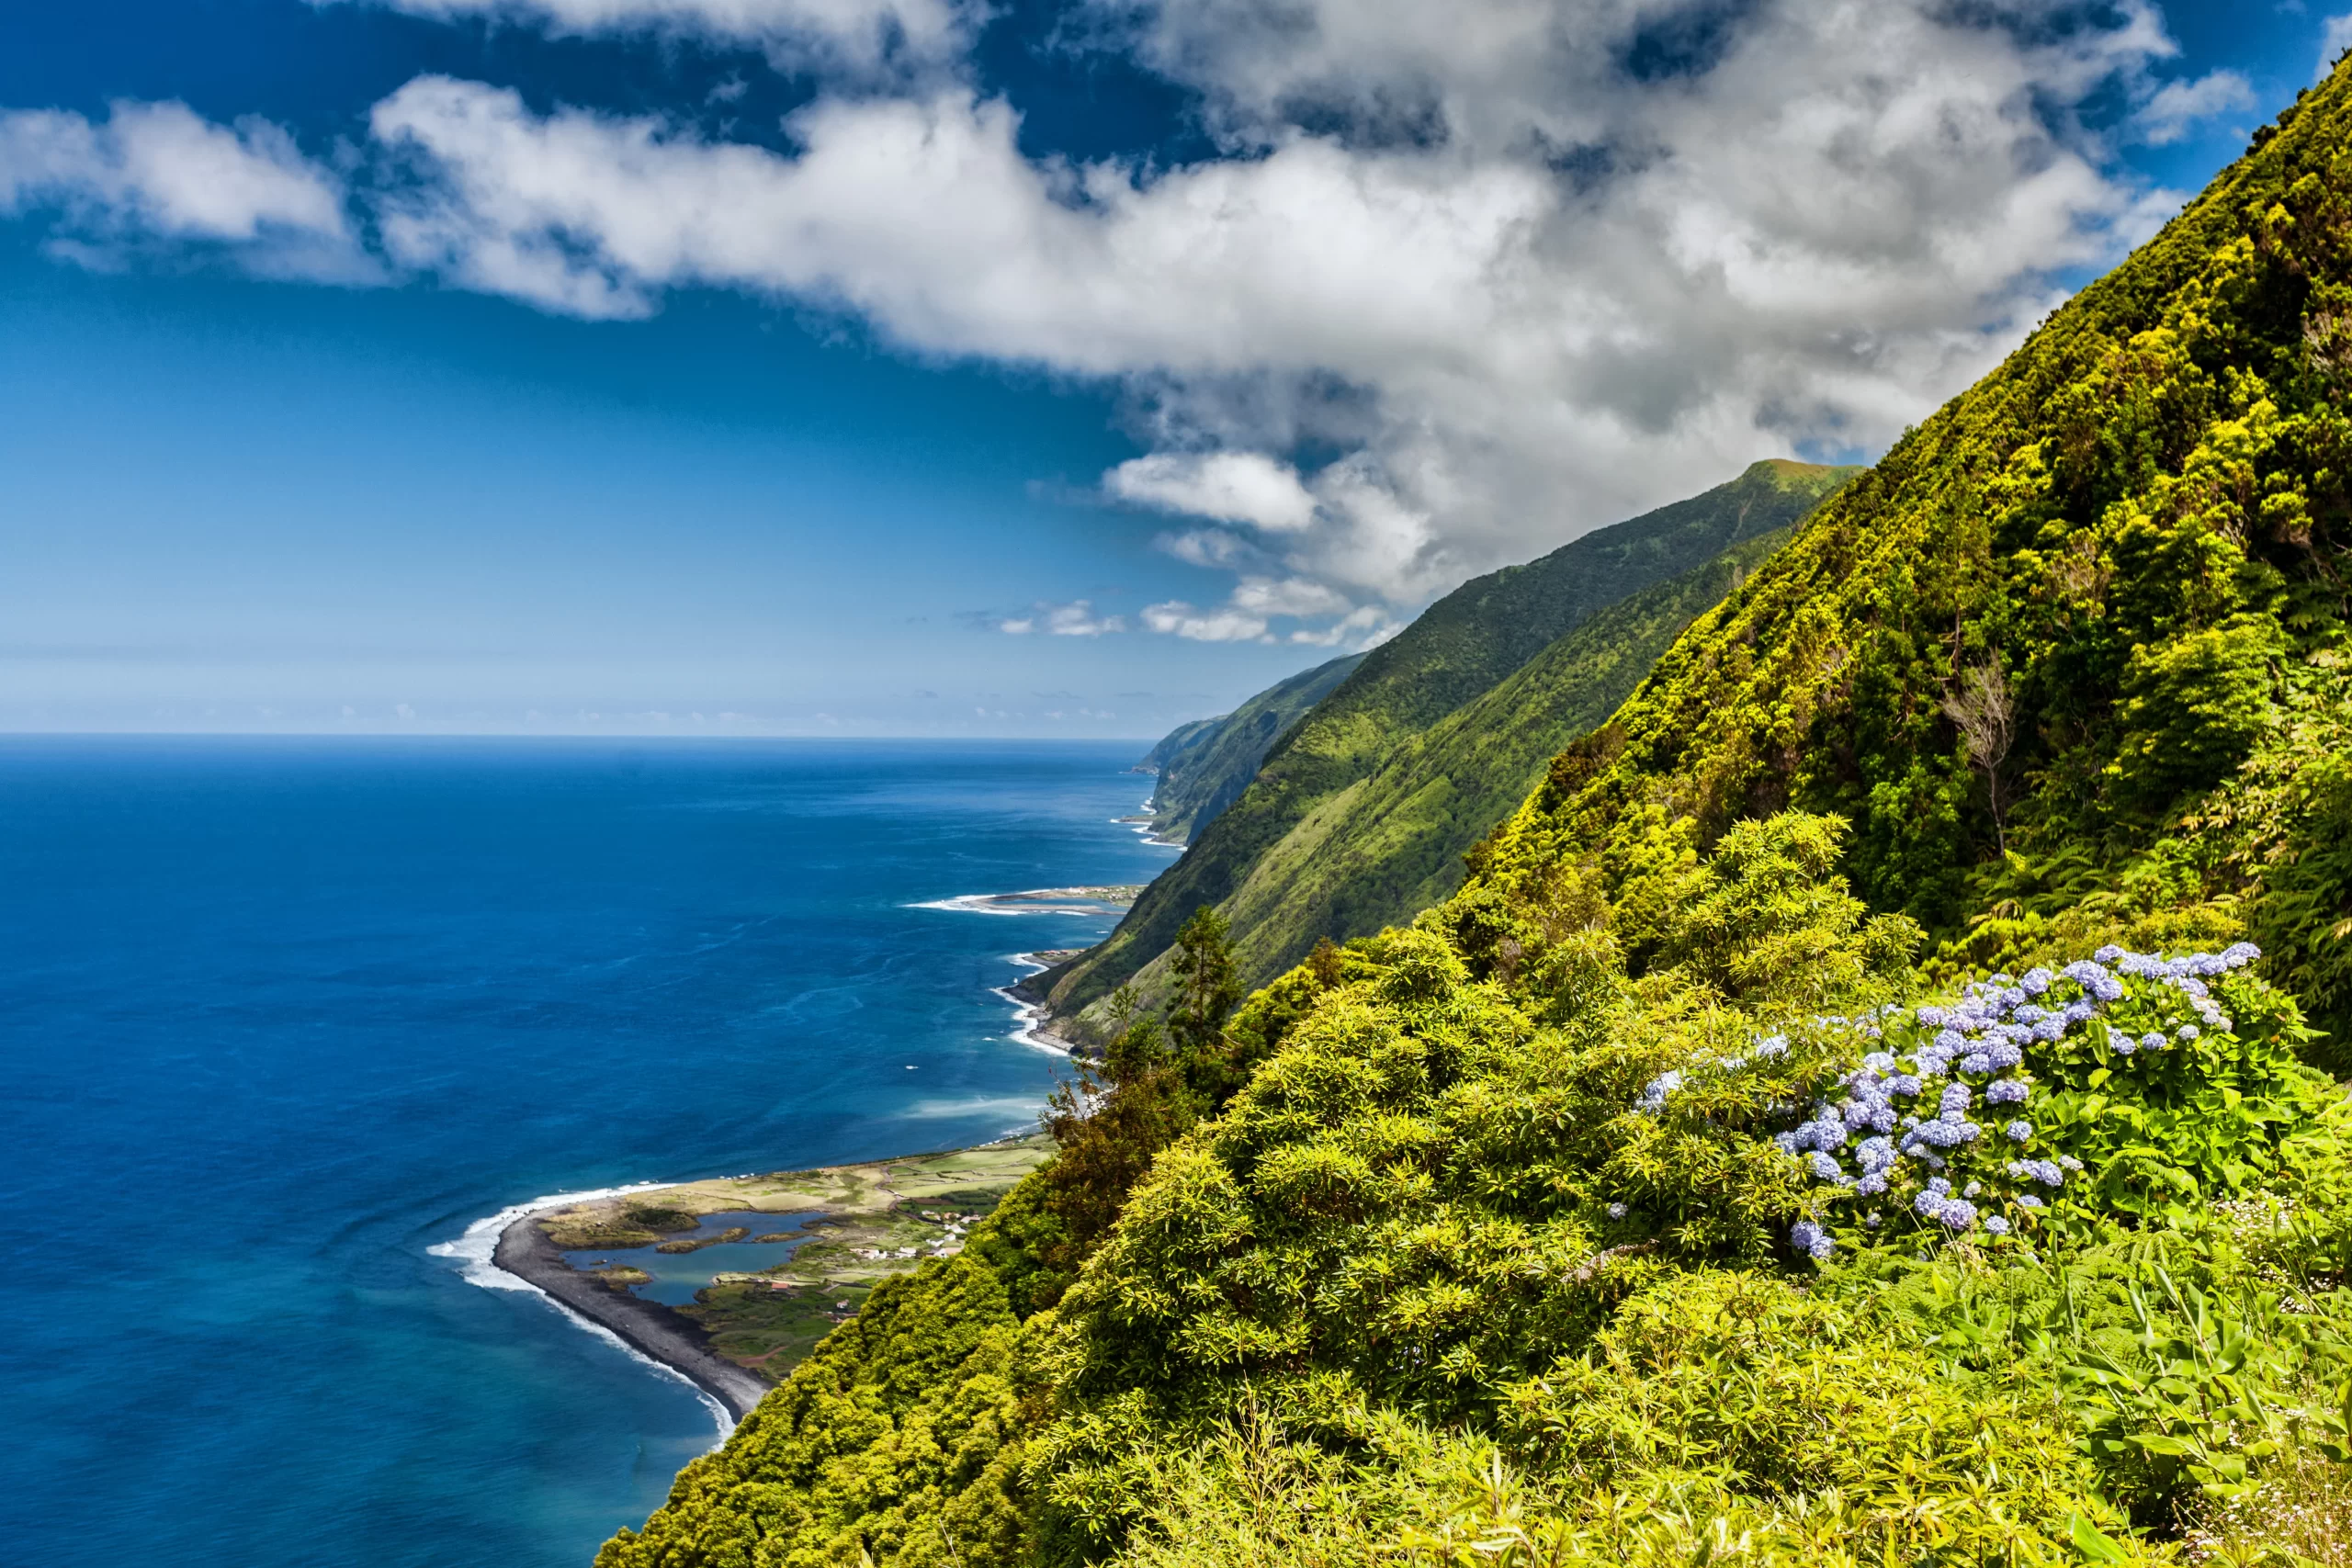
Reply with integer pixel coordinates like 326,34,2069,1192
909,886,1147,917
481,1139,1055,1421
911,884,1147,1054
1001,952,1086,1055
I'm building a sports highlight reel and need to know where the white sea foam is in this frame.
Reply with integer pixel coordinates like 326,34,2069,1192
1119,793,1186,849
994,951,1072,1056
430,1182,734,1446
910,888,1123,916
900,1093,1055,1121
428,1181,672,1291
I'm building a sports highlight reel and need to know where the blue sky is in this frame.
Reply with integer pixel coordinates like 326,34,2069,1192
1,0,2346,737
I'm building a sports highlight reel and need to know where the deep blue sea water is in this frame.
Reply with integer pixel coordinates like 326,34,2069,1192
0,737,1171,1567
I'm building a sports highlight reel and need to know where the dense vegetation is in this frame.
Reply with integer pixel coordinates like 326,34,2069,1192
1110,525,1801,1021
1044,458,1856,1040
600,67,2352,1568
1134,653,1366,846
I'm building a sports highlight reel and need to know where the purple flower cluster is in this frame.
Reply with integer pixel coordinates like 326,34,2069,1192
2007,1158,2065,1188
1673,942,2266,1261
1914,1178,1977,1228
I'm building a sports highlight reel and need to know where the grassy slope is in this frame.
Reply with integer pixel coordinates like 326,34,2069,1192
1477,70,2352,1034
603,72,2352,1568
1136,651,1366,845
1043,459,1857,1034
1114,528,1799,1005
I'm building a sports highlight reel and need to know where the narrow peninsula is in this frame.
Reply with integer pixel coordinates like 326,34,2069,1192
497,1136,1052,1419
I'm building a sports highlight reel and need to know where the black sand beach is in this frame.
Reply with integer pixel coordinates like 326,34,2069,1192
494,1213,770,1422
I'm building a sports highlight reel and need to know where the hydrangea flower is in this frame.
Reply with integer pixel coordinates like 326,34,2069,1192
1605,1202,1628,1220
1789,1218,1834,1260
2062,960,2125,1002
1634,944,2247,1258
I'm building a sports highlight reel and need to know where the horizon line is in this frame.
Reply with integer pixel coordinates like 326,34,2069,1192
0,727,1169,742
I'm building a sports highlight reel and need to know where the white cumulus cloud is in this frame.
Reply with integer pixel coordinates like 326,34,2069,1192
313,0,977,78
1154,527,1255,570
1142,600,1272,642
334,2,2196,624
0,0,2237,637
996,600,1125,636
2133,70,2255,145
0,100,362,277
2325,15,2352,82
1228,574,1351,619
1107,451,1319,532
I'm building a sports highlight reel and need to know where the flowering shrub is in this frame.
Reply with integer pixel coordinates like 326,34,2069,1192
1634,943,2327,1258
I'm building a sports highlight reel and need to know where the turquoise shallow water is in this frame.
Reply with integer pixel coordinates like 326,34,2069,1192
0,737,1170,1567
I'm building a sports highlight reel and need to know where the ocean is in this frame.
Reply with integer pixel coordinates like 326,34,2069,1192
0,737,1171,1566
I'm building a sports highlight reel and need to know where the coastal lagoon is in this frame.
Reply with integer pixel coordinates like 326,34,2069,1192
560,1211,831,1306
0,738,1170,1567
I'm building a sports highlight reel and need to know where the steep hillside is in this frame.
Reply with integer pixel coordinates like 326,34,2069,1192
1112,526,1795,1006
1128,716,1216,784
601,68,2352,1568
1043,458,1857,1036
1132,651,1365,845
1476,78,2352,1046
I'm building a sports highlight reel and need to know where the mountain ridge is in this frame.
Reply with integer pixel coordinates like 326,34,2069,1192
1042,457,1858,1038
1129,651,1365,846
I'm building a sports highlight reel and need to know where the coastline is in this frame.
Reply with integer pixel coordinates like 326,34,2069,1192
465,899,1100,1427
494,1211,771,1422
1000,950,1083,1055
469,1137,1056,1427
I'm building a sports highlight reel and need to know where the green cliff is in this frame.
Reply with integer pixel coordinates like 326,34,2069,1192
1043,458,1858,1038
1132,650,1366,845
601,66,2352,1568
